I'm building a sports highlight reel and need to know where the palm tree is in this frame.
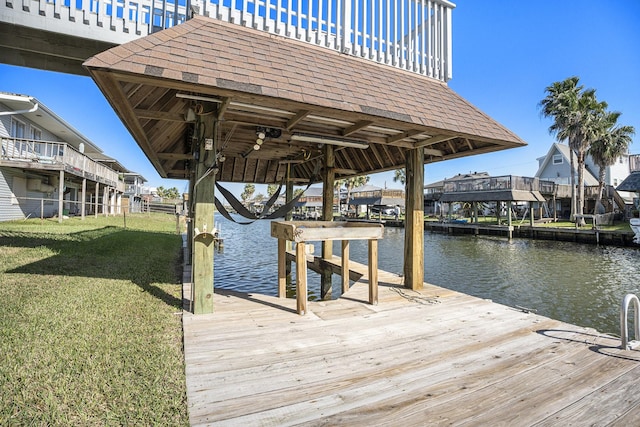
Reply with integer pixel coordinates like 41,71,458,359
588,111,635,213
393,169,406,185
343,175,370,213
539,77,605,223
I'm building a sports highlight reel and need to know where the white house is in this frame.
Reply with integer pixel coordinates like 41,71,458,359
0,92,126,221
535,142,635,214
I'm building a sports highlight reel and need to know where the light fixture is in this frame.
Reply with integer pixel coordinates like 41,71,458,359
257,131,266,140
290,133,369,149
176,93,223,103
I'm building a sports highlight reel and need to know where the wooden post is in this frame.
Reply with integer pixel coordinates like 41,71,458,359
507,201,513,240
404,149,424,290
95,182,99,218
473,201,478,224
278,238,286,298
320,144,334,300
186,170,196,266
192,118,217,314
58,170,64,223
529,201,534,227
296,241,307,315
368,239,378,304
285,169,293,290
81,178,86,220
341,240,349,294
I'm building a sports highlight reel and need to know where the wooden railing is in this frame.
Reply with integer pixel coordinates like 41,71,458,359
1,137,123,191
442,175,555,193
3,0,454,81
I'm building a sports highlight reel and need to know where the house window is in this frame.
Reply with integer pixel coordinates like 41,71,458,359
552,154,563,165
30,127,43,154
614,179,618,186
11,118,26,138
30,126,42,140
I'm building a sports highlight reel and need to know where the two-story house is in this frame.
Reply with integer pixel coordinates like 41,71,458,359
0,91,127,221
535,142,634,215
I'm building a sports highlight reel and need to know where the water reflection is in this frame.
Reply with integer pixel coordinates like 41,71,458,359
213,215,640,335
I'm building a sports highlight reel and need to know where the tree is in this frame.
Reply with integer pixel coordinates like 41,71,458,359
343,175,370,211
393,169,406,185
156,186,180,199
539,76,606,223
588,111,635,213
266,184,279,197
240,183,255,203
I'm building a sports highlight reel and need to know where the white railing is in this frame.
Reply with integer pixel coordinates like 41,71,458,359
1,137,123,190
2,0,454,81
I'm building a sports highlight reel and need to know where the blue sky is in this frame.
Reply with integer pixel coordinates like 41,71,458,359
1,0,638,198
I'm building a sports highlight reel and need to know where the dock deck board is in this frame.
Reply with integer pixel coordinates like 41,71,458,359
182,260,640,426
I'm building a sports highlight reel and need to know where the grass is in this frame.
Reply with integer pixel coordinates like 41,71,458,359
0,214,188,426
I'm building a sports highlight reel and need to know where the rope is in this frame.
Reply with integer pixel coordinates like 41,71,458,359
389,287,440,305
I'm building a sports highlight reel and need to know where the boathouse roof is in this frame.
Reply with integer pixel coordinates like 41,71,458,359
84,16,526,184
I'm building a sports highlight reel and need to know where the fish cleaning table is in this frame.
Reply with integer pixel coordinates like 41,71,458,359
271,221,384,315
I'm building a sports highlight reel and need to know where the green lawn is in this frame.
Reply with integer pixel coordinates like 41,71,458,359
0,214,188,426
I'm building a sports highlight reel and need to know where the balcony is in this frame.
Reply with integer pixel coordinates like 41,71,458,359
2,0,454,81
1,137,124,191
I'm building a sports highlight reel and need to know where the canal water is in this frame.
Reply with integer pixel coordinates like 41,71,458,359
213,214,640,336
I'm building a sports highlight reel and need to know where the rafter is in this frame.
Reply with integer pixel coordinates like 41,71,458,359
285,110,310,130
342,120,373,137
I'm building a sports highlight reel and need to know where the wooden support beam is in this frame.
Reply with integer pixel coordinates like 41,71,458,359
447,139,457,154
414,134,457,148
158,152,192,160
342,120,373,137
286,110,310,130
58,170,64,223
192,119,217,314
217,97,231,119
403,148,424,290
133,108,184,122
321,144,335,300
423,148,444,157
386,129,424,144
333,168,358,175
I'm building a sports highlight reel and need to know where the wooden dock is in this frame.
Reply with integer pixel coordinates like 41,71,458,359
182,261,640,426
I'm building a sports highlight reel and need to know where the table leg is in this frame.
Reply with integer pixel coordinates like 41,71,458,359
277,238,286,298
296,242,307,315
341,240,350,294
368,239,378,305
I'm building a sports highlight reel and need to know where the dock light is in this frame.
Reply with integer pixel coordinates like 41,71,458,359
290,133,369,149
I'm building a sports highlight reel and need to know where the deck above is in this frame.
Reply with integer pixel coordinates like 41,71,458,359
0,137,123,190
182,263,640,425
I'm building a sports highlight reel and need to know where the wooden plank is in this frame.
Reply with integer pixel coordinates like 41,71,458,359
271,221,384,242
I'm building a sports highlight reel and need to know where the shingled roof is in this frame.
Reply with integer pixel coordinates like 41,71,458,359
84,16,526,183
